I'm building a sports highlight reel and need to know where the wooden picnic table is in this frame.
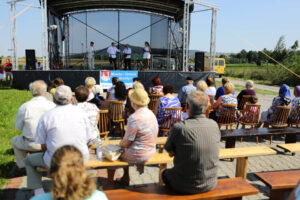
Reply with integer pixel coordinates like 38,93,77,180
221,127,300,148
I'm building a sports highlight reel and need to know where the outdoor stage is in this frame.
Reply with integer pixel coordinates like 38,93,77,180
12,70,214,92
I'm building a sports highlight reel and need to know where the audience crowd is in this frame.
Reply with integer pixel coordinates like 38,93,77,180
9,75,299,199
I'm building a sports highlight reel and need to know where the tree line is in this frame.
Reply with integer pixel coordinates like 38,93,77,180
221,36,299,65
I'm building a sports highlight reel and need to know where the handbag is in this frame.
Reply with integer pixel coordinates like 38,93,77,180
102,145,124,161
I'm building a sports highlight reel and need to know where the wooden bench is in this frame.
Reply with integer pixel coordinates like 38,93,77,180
86,153,173,186
255,170,300,200
90,137,168,153
219,146,276,179
87,146,276,186
277,143,300,154
104,177,259,200
221,127,300,148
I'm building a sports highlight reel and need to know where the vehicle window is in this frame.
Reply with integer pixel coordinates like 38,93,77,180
219,60,224,66
214,60,218,66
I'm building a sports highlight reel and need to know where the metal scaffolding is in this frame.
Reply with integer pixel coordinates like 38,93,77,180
8,0,24,70
41,0,49,70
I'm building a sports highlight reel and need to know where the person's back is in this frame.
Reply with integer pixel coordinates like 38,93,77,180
164,117,220,193
37,104,91,165
162,91,220,194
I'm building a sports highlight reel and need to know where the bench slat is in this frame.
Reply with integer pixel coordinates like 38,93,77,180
90,137,168,149
277,143,300,153
104,177,258,200
86,153,173,168
86,146,276,168
219,146,276,159
255,170,300,190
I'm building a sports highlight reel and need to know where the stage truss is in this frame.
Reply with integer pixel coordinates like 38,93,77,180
9,0,218,72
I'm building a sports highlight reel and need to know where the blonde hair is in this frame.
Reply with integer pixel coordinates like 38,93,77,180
85,77,96,89
224,82,234,94
133,81,145,89
196,80,208,92
50,145,95,200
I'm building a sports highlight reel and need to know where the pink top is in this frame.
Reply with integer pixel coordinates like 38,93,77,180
121,107,158,163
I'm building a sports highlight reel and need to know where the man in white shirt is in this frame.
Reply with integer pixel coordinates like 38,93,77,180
24,85,94,197
88,41,95,70
123,44,132,70
107,42,120,70
11,80,55,176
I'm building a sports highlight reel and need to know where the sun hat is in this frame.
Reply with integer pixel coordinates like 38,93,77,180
54,85,72,105
128,88,150,107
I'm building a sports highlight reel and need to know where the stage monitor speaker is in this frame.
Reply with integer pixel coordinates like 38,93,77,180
25,49,36,70
195,52,205,72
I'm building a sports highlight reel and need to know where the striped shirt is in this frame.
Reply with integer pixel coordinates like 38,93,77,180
164,114,220,194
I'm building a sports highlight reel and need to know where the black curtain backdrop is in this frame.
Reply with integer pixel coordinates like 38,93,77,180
12,70,214,92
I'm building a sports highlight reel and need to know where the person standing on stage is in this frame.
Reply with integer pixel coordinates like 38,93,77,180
143,42,151,70
107,42,120,70
123,44,132,70
88,42,95,70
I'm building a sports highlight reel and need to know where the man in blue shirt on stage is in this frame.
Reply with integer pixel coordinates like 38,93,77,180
178,77,196,105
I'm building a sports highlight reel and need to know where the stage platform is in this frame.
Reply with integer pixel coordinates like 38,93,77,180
12,70,214,92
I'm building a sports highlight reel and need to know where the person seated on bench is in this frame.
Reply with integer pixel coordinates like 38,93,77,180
31,145,108,200
24,85,94,197
75,86,99,146
161,90,221,194
118,88,159,184
11,80,55,176
257,84,291,128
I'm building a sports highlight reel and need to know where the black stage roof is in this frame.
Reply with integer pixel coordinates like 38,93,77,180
47,0,188,19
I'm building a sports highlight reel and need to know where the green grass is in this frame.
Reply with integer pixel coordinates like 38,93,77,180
215,80,277,96
0,88,31,188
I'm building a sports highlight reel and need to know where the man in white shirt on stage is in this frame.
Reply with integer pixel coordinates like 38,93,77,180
107,42,120,70
88,41,95,70
123,44,132,70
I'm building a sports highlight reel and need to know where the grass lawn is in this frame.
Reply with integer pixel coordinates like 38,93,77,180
0,87,31,188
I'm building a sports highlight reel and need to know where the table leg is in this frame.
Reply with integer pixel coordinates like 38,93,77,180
225,138,236,148
104,167,116,189
159,164,167,186
285,135,297,144
235,157,248,179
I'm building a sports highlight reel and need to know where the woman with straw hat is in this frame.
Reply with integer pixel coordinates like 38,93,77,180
117,88,158,185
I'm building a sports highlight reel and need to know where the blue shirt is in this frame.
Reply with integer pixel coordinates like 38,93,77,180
177,84,196,104
157,96,181,125
215,86,235,100
30,190,108,200
108,86,116,100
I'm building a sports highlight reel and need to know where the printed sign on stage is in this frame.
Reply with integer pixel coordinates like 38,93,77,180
100,70,138,89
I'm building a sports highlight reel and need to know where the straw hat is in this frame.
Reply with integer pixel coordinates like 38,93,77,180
128,88,150,107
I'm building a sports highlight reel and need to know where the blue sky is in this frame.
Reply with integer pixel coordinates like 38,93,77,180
0,0,299,57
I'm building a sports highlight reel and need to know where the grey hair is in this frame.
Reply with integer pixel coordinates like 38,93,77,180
187,90,208,115
245,80,254,89
29,80,47,97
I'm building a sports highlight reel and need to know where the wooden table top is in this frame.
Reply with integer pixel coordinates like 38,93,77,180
221,127,300,138
255,170,300,190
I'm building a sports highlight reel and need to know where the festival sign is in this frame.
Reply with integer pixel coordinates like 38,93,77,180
100,70,138,89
